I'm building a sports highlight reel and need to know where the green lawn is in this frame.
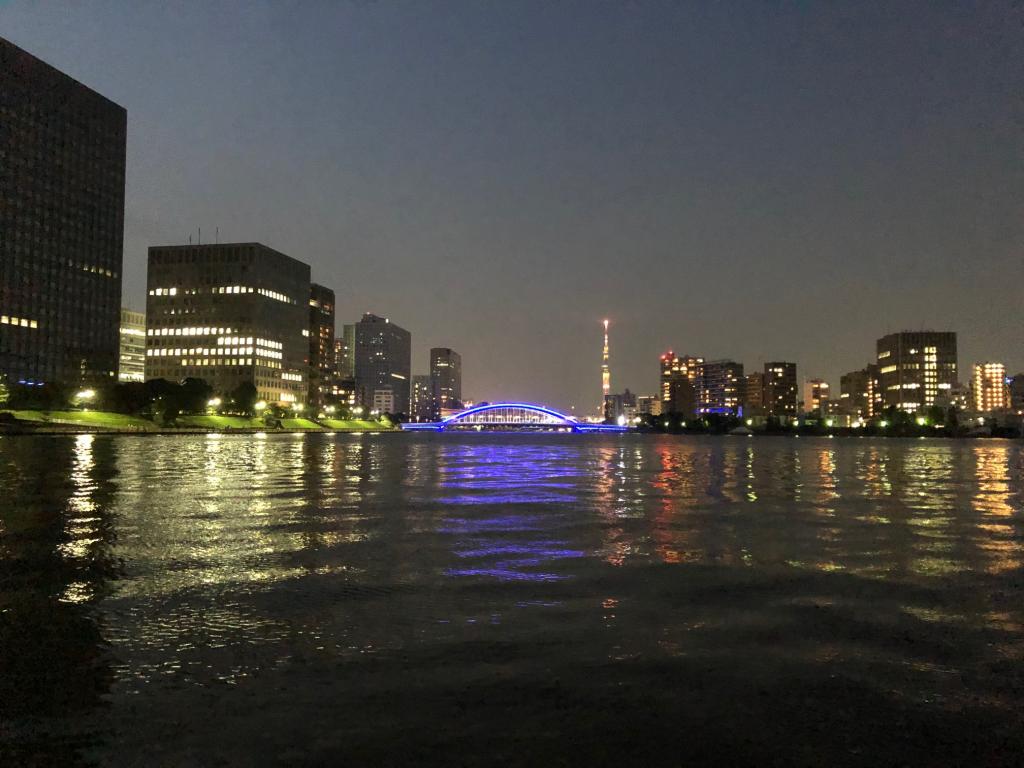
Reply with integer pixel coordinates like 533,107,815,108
277,418,323,430
2,409,156,429
176,414,266,429
319,419,390,431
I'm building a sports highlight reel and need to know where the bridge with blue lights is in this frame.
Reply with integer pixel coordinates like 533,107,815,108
402,402,630,433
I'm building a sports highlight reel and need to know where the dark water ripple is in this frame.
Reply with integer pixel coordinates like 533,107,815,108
1,433,1023,765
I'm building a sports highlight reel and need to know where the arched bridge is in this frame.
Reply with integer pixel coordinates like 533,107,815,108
402,402,629,433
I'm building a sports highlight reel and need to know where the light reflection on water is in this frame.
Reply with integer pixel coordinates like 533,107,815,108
1,433,1024,764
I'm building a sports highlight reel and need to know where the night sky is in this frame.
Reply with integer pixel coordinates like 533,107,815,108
2,1,1021,412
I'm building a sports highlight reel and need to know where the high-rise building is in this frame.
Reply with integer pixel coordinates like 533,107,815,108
145,243,310,405
876,331,957,412
803,378,830,416
308,284,335,407
699,360,744,415
637,395,662,417
430,347,462,415
764,362,798,419
744,372,765,414
0,38,127,386
972,362,1008,413
839,367,875,418
604,389,637,423
1009,374,1024,413
118,308,146,383
354,313,411,415
411,374,433,422
334,323,355,379
660,352,702,415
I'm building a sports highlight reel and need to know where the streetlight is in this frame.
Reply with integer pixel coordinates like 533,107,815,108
208,397,222,409
74,389,95,410
292,403,304,412
254,400,267,411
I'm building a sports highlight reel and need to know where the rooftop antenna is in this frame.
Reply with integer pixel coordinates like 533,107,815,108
188,233,192,245
216,226,219,244
198,227,201,245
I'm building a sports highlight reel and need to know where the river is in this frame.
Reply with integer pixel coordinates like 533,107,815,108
1,433,1022,765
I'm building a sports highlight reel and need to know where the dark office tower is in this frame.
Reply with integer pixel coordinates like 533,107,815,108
354,313,411,415
839,368,870,418
743,372,765,413
660,352,702,415
145,243,310,406
308,284,335,407
411,374,433,422
699,360,744,415
876,331,957,412
0,38,127,386
839,365,881,419
430,347,462,415
334,323,355,379
764,362,798,420
1009,374,1024,413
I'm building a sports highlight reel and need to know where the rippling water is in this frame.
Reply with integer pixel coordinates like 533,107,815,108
1,433,1023,765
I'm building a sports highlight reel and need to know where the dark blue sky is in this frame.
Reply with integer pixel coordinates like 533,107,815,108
3,1,1021,411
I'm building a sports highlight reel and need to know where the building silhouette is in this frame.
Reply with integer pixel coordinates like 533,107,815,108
430,347,462,416
764,362,798,420
354,313,411,415
0,38,126,386
308,284,335,407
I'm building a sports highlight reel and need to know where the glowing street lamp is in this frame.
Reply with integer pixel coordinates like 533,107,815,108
254,400,267,411
207,397,222,409
75,389,95,401
292,403,304,412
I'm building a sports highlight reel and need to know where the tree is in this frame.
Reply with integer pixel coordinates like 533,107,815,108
229,381,258,415
176,378,213,414
0,377,8,408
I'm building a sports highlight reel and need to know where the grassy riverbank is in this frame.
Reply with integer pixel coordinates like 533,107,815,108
0,409,396,434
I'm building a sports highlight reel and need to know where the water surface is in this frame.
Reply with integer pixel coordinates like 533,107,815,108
1,433,1023,765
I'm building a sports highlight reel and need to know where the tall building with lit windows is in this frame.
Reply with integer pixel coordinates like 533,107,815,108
118,308,146,382
354,313,411,415
972,362,1008,413
308,284,335,407
144,243,310,405
699,360,744,415
876,331,957,412
802,378,830,416
430,347,462,416
764,362,798,419
335,323,355,379
660,352,702,415
0,37,127,386
839,365,880,419
411,374,433,422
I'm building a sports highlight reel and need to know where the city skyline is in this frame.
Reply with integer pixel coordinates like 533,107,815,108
1,3,1022,411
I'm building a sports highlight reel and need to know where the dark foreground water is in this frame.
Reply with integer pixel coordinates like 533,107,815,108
1,433,1023,766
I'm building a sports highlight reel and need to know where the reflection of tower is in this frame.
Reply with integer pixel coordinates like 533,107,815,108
601,319,611,399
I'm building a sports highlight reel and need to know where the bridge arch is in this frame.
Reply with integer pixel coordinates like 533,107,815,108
402,402,628,432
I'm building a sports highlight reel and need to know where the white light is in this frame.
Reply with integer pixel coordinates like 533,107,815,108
254,401,267,410
208,398,222,408
76,389,95,401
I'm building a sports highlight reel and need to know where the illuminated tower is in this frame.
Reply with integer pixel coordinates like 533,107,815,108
601,319,611,398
